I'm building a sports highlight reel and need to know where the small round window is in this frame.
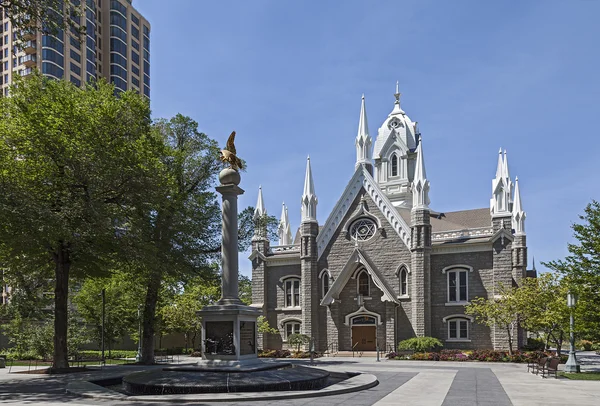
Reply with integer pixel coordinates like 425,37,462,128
350,218,377,241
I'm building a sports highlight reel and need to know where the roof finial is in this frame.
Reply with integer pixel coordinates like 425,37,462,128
394,81,401,104
301,156,318,222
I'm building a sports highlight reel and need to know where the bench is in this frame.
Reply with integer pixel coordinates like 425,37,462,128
154,352,174,363
528,356,548,374
540,357,560,379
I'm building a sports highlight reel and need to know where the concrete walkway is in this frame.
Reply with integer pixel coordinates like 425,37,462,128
0,354,599,405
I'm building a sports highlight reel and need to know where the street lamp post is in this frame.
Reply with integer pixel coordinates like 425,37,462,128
136,304,143,363
564,292,580,373
101,288,105,365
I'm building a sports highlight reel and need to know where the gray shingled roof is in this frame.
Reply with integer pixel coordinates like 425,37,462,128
397,207,491,232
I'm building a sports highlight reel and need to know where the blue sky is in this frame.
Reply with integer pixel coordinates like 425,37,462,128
134,0,599,277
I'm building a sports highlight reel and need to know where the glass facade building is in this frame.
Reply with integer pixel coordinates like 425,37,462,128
0,0,150,97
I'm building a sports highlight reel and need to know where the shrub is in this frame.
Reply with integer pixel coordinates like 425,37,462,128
258,349,291,358
523,337,545,351
190,351,202,357
288,334,310,352
398,337,443,353
576,340,594,351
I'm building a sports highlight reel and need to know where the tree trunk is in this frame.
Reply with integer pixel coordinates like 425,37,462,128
506,326,513,356
52,244,70,369
556,331,564,356
140,271,161,364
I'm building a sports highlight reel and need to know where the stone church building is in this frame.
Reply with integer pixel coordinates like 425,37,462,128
250,87,533,353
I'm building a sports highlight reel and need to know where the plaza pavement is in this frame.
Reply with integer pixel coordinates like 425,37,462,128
0,352,599,406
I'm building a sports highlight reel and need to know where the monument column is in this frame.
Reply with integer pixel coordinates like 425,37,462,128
216,178,243,305
197,132,260,365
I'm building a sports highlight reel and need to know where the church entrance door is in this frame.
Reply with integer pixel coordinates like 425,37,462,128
351,315,377,351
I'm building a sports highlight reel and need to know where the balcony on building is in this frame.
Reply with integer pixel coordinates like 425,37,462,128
23,41,37,54
19,54,37,67
20,30,36,41
19,68,34,77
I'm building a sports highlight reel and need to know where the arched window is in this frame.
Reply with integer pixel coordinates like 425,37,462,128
322,274,329,298
391,153,398,177
283,320,301,341
400,268,408,297
357,270,370,296
283,277,300,307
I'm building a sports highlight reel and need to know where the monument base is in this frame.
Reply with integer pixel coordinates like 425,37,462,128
197,303,261,362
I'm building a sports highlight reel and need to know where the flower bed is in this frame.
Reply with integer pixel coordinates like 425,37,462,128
258,349,320,359
386,349,567,363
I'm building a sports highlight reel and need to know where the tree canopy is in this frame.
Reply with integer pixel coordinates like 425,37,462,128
544,200,600,341
0,73,162,368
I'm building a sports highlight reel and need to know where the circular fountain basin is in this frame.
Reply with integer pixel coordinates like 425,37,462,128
122,365,330,395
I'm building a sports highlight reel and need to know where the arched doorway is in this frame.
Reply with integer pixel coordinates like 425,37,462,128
351,315,376,351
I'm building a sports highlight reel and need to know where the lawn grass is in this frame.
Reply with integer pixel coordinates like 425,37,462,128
559,371,600,380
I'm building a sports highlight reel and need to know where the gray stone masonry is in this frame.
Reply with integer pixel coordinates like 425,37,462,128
491,215,514,351
411,207,432,336
251,238,269,349
431,251,494,349
300,221,319,350
318,190,412,352
267,264,301,349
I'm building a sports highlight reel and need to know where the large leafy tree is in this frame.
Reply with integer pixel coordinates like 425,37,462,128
544,200,600,341
129,114,222,364
515,273,570,354
465,283,521,355
0,74,162,368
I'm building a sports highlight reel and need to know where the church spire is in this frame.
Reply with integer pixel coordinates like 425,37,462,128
278,202,293,245
301,156,318,222
491,148,512,216
411,137,430,209
512,176,526,235
253,185,266,220
253,185,267,240
355,94,373,170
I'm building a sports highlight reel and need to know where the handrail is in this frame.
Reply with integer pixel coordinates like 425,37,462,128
352,341,359,358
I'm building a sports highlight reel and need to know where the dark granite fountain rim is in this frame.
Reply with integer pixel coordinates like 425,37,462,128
68,369,378,402
122,365,330,395
163,361,291,373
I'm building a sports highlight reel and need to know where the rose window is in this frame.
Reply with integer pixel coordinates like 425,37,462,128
350,218,377,241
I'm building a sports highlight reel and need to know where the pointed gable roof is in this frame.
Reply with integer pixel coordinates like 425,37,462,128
316,164,411,259
320,247,399,306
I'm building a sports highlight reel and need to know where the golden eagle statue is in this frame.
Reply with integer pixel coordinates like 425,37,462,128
220,131,243,170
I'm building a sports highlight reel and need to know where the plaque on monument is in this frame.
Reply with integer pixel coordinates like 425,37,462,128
205,321,235,355
239,321,256,355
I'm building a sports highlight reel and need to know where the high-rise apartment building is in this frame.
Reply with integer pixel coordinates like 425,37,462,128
0,0,150,98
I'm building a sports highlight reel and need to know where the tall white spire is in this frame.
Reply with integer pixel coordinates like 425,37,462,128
502,150,513,207
253,185,267,220
512,176,526,235
301,156,318,222
411,137,430,209
491,148,512,216
278,202,293,245
355,94,372,169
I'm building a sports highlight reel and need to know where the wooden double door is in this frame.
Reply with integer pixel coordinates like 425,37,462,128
352,326,376,351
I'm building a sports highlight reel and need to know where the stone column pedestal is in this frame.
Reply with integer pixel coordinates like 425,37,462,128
196,167,261,366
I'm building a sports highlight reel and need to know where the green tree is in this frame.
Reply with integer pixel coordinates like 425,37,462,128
0,74,162,368
515,273,570,354
72,271,145,356
161,273,221,351
128,114,222,364
0,0,84,43
544,201,600,341
465,283,520,355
